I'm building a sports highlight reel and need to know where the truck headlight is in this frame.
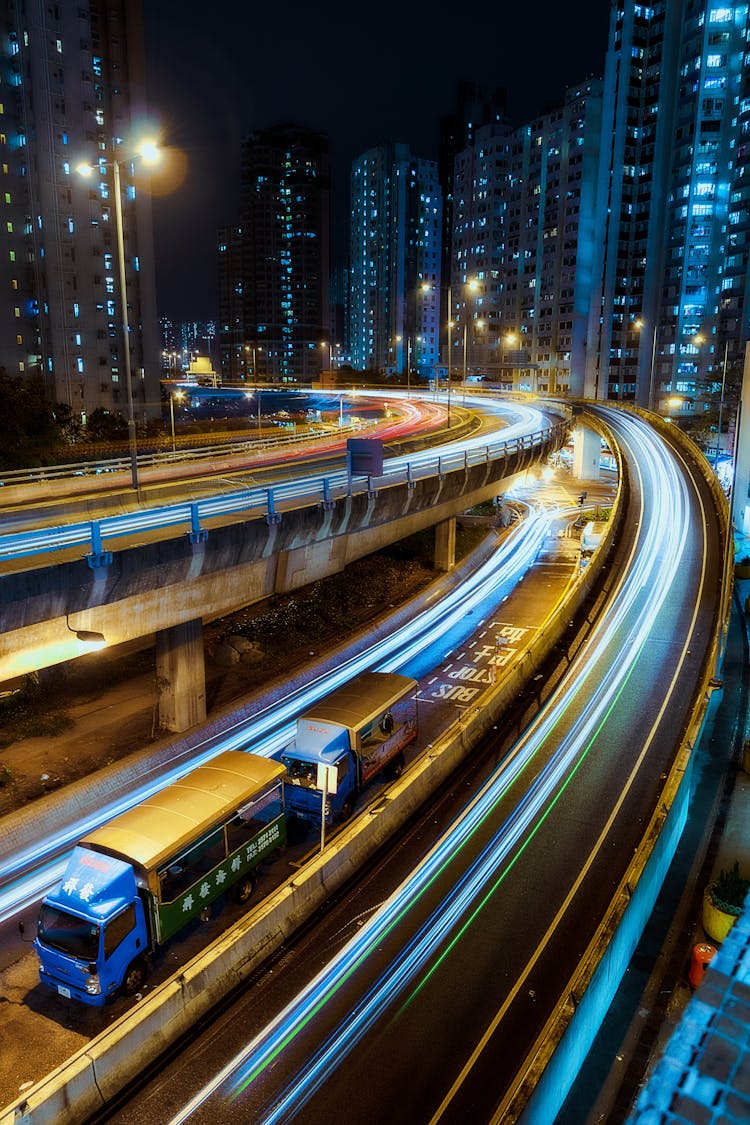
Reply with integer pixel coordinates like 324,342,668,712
85,973,101,995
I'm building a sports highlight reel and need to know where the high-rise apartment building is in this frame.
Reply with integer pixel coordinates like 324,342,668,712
0,0,159,421
451,80,603,392
438,82,508,361
218,125,330,384
584,0,750,411
349,143,442,376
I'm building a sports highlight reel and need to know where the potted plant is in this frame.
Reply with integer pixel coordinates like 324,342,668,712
702,861,750,943
735,555,750,579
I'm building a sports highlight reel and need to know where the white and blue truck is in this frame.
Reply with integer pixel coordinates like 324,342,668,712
280,671,418,823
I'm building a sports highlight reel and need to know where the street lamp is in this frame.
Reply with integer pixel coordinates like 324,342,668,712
396,334,412,395
460,279,480,404
447,286,453,418
715,340,729,467
635,318,658,411
77,139,160,491
245,391,262,433
169,390,184,453
320,339,333,374
502,332,517,388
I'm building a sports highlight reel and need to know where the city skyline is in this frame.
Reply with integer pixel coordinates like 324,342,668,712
142,1,610,320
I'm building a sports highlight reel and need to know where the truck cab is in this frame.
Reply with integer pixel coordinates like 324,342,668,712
282,726,357,822
280,671,418,824
35,847,149,1005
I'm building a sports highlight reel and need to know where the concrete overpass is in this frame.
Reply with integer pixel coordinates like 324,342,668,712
0,416,569,731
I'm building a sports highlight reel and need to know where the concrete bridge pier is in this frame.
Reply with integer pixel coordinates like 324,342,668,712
434,517,456,571
155,618,207,733
572,425,602,482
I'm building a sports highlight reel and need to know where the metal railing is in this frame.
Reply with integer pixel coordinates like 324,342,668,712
0,422,566,566
0,421,372,488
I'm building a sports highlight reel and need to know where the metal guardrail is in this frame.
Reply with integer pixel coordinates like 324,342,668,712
0,422,566,566
0,421,371,487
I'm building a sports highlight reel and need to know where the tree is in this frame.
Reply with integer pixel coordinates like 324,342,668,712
86,407,128,443
52,402,84,445
0,370,58,469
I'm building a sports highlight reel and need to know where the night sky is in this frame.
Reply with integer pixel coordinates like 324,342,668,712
142,1,611,322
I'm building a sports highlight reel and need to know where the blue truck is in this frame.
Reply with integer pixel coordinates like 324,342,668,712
280,671,418,823
34,751,286,1006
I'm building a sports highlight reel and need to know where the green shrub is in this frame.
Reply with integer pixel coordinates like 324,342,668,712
711,861,750,915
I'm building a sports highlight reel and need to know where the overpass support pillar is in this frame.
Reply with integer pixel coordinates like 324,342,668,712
155,618,206,733
434,517,456,572
572,426,601,482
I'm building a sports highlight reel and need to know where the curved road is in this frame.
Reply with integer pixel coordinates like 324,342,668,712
0,397,550,565
95,405,726,1125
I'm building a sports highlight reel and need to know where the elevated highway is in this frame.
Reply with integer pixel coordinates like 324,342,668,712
0,397,567,730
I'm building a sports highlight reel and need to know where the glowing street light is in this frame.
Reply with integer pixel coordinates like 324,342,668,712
635,318,658,411
320,340,333,372
245,390,262,433
169,390,184,452
77,138,161,491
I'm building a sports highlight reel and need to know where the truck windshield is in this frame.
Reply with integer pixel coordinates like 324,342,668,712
38,904,100,962
281,755,317,787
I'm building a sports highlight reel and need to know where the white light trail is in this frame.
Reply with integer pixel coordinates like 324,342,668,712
0,502,555,922
165,410,695,1124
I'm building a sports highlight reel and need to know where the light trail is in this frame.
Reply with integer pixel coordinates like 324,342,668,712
0,398,550,561
0,499,556,922
164,410,695,1124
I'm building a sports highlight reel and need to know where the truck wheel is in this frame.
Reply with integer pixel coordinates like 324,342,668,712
338,797,355,823
387,754,404,781
231,873,255,905
121,957,148,997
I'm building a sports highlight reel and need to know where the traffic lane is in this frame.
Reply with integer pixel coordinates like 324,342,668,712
92,536,588,1124
0,399,447,527
95,695,528,1125
0,584,540,1106
183,424,717,1122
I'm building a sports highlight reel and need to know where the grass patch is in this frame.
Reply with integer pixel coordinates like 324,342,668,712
215,524,490,662
0,679,74,748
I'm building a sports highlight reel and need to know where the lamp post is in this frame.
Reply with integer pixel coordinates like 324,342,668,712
169,390,184,452
503,332,517,389
320,339,333,375
715,340,729,467
447,285,453,420
78,140,159,491
635,318,658,411
245,391,262,432
406,336,412,396
459,279,480,405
